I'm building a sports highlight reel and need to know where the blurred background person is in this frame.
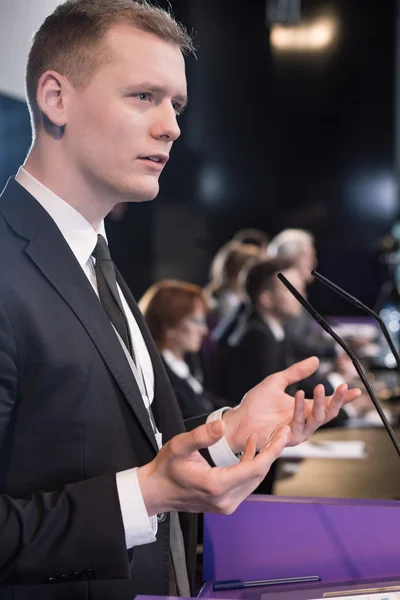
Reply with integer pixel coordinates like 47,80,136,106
202,239,265,389
139,280,225,420
267,228,337,360
215,258,320,403
267,229,317,284
215,258,363,422
232,228,269,252
205,240,261,324
214,257,316,494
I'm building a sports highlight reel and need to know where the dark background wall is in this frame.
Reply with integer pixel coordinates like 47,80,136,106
1,0,397,313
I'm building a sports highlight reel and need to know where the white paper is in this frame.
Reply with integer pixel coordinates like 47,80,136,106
313,592,400,600
281,440,366,459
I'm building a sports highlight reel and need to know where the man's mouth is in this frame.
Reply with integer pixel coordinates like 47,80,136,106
138,154,169,165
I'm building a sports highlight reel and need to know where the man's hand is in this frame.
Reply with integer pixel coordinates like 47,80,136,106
222,356,362,453
137,420,290,517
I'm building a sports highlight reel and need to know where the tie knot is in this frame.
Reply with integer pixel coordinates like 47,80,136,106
92,234,111,261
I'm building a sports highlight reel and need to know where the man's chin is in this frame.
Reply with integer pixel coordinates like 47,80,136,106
123,181,160,203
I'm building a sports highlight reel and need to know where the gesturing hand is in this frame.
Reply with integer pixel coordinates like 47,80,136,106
222,356,362,453
137,419,290,517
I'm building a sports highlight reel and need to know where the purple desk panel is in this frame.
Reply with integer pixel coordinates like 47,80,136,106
203,496,400,584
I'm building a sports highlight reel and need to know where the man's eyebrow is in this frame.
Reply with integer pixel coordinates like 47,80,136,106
123,83,188,107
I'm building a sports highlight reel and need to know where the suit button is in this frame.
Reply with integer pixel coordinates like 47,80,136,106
157,513,166,523
82,568,95,579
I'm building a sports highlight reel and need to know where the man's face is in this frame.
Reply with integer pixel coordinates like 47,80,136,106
272,267,305,318
167,299,208,355
64,25,187,204
296,242,318,283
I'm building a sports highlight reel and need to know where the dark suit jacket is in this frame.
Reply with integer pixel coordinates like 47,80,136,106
0,179,201,600
215,310,298,405
161,359,211,420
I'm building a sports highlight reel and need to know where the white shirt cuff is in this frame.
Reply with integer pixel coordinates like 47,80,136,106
206,408,240,467
116,468,158,549
326,372,346,391
341,402,358,418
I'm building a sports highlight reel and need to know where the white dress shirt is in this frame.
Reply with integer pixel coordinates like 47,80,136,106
15,166,237,549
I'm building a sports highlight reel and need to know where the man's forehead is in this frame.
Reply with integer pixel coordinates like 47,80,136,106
104,24,187,95
105,23,185,66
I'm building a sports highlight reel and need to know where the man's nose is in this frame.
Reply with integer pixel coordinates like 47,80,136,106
152,103,181,142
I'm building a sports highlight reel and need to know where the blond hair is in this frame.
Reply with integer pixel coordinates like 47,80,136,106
267,229,314,260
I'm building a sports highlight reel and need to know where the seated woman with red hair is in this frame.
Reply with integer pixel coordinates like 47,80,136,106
139,280,224,420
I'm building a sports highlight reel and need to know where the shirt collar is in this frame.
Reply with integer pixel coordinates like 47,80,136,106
15,166,107,267
162,349,190,379
161,349,203,394
265,316,285,341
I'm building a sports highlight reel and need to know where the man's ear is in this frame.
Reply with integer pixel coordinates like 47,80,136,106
36,70,70,128
258,289,274,310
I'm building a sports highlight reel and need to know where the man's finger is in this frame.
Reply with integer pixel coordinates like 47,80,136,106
311,383,326,423
215,426,290,492
340,387,362,405
169,420,225,458
292,389,306,428
260,425,291,456
276,356,320,387
240,434,258,462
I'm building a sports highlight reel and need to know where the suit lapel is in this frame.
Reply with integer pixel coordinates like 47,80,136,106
0,179,158,451
116,272,186,442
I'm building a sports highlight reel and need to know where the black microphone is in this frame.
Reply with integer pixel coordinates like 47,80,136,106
277,272,400,459
311,269,400,373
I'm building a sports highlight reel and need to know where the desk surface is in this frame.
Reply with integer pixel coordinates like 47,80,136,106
274,427,400,500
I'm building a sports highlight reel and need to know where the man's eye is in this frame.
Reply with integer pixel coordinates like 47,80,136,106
173,103,184,116
136,93,151,102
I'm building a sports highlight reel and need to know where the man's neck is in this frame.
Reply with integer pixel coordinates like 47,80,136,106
255,306,282,328
255,307,286,342
24,149,114,230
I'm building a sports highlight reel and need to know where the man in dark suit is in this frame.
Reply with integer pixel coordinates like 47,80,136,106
216,258,351,426
0,2,360,599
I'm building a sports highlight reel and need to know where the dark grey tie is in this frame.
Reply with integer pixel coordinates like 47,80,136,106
92,234,190,596
92,234,134,360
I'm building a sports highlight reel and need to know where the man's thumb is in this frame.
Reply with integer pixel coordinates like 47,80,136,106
177,420,225,457
209,419,225,437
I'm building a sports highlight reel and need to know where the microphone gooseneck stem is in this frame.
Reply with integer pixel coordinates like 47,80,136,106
277,272,400,460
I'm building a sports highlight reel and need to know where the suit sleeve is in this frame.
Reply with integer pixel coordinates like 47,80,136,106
0,297,130,586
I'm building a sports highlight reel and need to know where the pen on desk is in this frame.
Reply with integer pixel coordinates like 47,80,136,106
323,585,400,597
213,575,321,591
